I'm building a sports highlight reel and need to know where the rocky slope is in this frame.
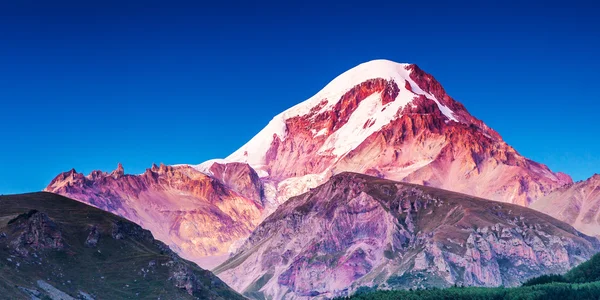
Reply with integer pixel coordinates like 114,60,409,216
532,174,600,237
214,173,598,299
44,162,266,269
225,59,571,206
0,192,244,300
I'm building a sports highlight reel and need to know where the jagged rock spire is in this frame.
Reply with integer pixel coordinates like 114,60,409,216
111,163,124,178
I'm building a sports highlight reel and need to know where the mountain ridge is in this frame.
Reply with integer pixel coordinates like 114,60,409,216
215,172,597,299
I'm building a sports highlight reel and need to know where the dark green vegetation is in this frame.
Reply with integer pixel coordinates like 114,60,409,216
519,250,600,287
563,249,600,283
339,252,600,300
0,192,243,300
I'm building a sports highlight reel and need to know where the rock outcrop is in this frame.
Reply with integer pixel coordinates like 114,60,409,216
214,173,598,299
8,210,64,257
208,162,266,207
84,225,99,247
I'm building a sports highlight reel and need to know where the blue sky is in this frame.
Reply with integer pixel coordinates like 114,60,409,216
0,1,599,194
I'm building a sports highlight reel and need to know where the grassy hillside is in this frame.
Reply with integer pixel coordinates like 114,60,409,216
339,252,600,300
0,192,244,300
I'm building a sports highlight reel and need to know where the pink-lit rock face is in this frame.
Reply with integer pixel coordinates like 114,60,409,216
264,78,402,180
44,163,264,269
214,173,598,299
532,174,600,237
209,162,265,207
227,60,571,207
339,107,570,206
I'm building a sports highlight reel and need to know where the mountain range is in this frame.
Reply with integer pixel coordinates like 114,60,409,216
41,59,600,298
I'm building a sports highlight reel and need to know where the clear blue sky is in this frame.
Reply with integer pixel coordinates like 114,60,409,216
1,1,599,194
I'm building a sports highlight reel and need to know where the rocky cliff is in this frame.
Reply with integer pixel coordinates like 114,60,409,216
532,174,600,237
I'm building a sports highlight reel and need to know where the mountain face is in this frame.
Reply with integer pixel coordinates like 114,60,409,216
44,162,267,269
531,174,600,237
0,192,243,300
214,173,598,300
226,59,571,206
45,59,573,269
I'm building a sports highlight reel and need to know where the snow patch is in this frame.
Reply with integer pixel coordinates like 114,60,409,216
187,159,231,175
226,114,286,166
314,128,328,137
254,168,269,178
318,87,414,156
276,172,330,203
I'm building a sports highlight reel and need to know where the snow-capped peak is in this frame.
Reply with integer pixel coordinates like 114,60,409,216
226,59,458,168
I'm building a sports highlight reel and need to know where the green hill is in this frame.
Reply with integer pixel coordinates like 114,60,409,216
0,192,244,300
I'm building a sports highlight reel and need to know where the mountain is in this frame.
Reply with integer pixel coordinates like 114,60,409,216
531,174,600,237
46,59,573,269
44,162,268,269
214,173,598,299
0,192,243,300
225,59,571,207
